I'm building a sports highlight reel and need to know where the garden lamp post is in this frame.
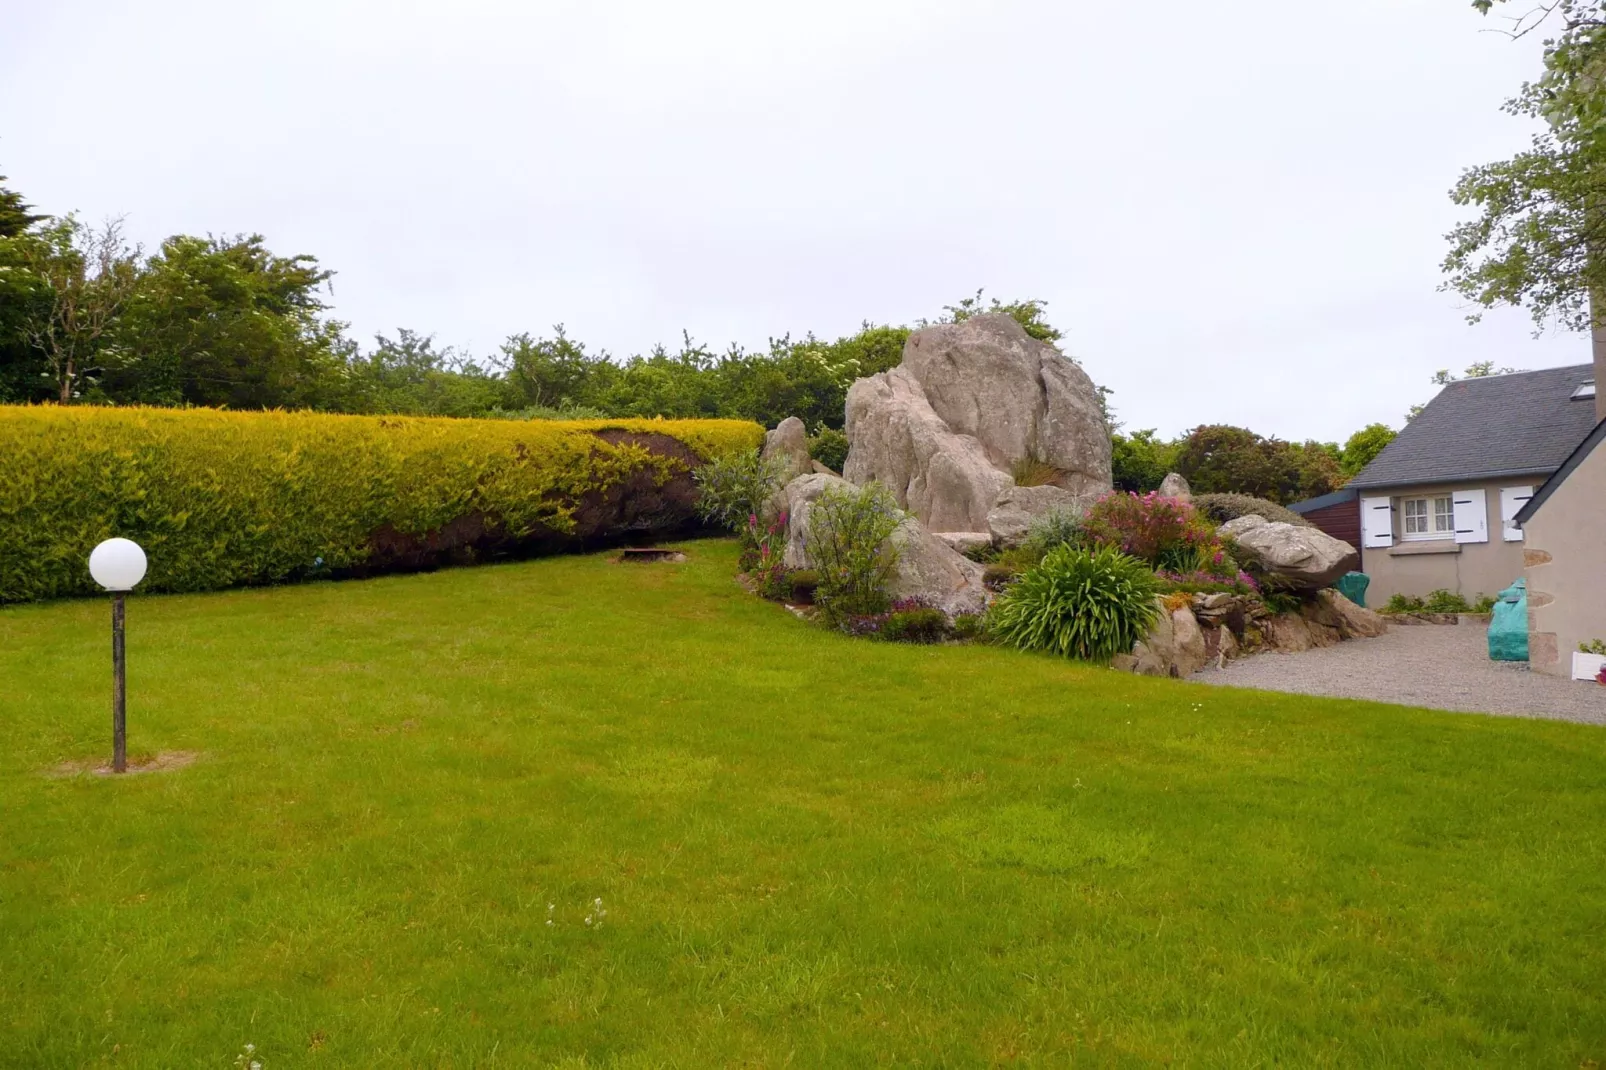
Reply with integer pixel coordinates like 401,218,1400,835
88,538,147,773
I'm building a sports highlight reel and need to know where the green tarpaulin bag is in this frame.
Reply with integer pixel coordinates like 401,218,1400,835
1334,572,1369,608
1488,577,1528,662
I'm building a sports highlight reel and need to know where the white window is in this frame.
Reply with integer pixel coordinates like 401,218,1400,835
1401,495,1454,540
1499,486,1535,542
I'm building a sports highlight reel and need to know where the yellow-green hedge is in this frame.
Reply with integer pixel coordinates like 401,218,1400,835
0,406,762,603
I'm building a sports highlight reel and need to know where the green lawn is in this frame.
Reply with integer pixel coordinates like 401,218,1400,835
3,540,1605,1067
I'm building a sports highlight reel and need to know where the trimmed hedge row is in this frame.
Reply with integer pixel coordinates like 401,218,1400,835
0,406,762,603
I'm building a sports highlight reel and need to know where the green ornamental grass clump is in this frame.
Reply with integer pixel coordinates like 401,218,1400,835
987,544,1161,662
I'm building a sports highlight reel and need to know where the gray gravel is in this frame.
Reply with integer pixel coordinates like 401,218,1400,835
1192,624,1606,725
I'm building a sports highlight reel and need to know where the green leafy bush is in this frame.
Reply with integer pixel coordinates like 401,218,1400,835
692,448,790,533
1023,506,1087,558
1191,493,1312,528
788,569,820,603
1579,639,1606,656
950,612,985,641
880,607,950,644
1424,589,1474,614
806,426,849,472
0,406,762,603
986,545,1161,662
805,482,905,621
1472,593,1497,614
982,563,1021,590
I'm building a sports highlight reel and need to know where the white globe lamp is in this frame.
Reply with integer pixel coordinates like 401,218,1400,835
90,538,147,592
88,537,146,772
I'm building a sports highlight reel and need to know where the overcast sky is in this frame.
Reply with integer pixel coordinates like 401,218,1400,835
1,0,1589,440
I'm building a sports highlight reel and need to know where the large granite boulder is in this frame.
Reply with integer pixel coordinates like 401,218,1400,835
844,315,1112,534
1121,601,1208,677
761,416,812,484
778,473,987,617
1218,514,1359,591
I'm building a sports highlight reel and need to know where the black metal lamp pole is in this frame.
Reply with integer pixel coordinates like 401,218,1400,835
112,591,126,773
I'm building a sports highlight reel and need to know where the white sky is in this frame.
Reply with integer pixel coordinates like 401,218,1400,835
1,0,1589,440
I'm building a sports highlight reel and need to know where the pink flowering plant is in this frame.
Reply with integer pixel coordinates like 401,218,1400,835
1081,491,1249,592
745,510,792,600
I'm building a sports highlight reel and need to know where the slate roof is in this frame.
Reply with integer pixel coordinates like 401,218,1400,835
1514,414,1606,527
1348,364,1598,490
1288,486,1358,514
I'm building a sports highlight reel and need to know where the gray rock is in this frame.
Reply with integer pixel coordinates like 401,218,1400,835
1158,472,1192,500
1170,606,1208,676
1219,515,1359,591
934,531,994,555
1263,613,1314,653
1130,598,1177,675
844,315,1112,531
1314,588,1388,639
761,416,812,484
777,473,987,617
985,485,1092,548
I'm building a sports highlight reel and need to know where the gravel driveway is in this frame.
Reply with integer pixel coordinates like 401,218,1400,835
1192,624,1606,725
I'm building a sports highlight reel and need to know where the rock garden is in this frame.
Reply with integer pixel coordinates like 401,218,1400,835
703,314,1386,673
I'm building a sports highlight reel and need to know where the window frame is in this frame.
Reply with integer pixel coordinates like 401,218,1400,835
1400,494,1455,542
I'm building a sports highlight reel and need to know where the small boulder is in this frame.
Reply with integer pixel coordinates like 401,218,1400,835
985,485,1092,548
762,417,812,484
1158,472,1192,501
1170,606,1208,676
1262,613,1314,653
1315,588,1388,639
1219,515,1359,591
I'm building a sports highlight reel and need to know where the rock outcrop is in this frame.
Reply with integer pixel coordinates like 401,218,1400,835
761,416,812,484
985,485,1094,549
1218,514,1360,591
778,473,987,617
1158,472,1191,500
844,315,1111,537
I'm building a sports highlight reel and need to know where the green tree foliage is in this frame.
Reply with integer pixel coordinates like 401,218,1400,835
1445,1,1606,331
1173,424,1345,505
349,330,508,417
0,172,46,238
1340,422,1398,476
1111,429,1181,492
106,234,354,409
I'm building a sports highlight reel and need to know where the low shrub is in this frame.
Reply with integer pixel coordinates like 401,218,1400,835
986,545,1161,662
1424,589,1474,614
806,426,849,472
805,482,905,622
1382,593,1425,614
1191,492,1312,528
1260,590,1305,615
1022,506,1086,558
950,612,986,641
746,512,790,599
880,607,950,644
982,563,1020,590
693,448,790,534
0,406,762,603
1580,638,1606,655
1472,593,1497,614
788,569,820,603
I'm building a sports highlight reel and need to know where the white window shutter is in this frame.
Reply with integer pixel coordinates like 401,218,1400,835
1360,496,1394,548
1499,486,1534,542
1453,488,1489,544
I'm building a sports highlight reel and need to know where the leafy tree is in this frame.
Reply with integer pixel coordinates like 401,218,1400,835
927,288,1064,343
1444,1,1606,331
1174,425,1343,504
0,172,46,238
1340,423,1397,476
350,329,509,417
107,234,354,409
1110,429,1179,492
8,216,141,403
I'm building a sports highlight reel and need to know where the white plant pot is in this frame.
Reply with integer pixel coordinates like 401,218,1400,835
1572,651,1606,682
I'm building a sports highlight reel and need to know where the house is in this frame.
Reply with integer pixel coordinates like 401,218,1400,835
1344,364,1600,605
1515,409,1606,676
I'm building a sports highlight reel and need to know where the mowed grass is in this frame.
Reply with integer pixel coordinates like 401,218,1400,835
3,541,1605,1067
